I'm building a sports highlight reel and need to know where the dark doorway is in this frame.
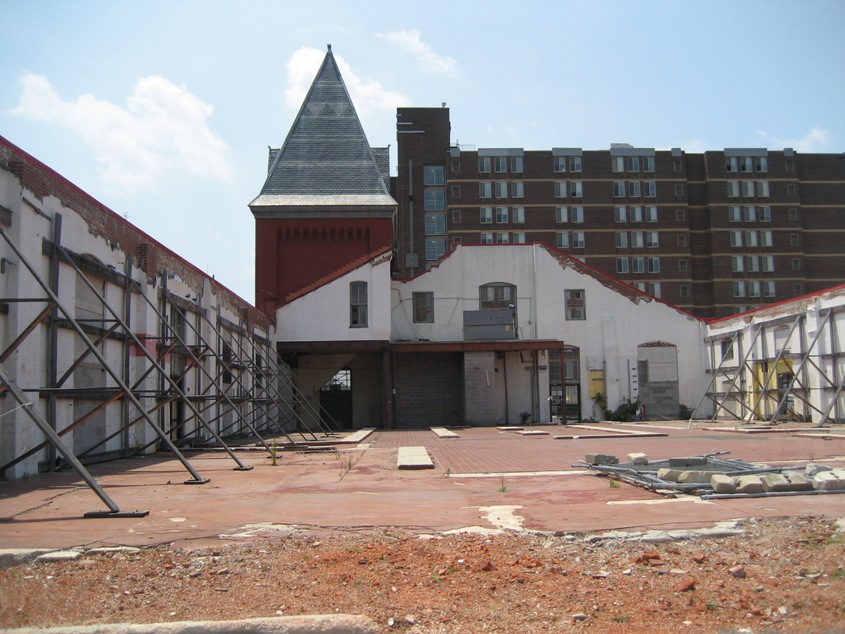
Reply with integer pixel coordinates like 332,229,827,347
320,369,353,429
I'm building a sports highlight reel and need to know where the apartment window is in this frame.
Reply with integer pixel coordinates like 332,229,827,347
646,231,659,248
680,285,689,298
612,156,624,173
764,281,777,298
616,257,629,274
733,281,746,298
676,208,686,221
556,232,569,249
565,289,586,320
677,233,687,247
756,181,769,197
423,165,445,185
630,206,643,222
642,157,655,172
570,206,584,223
494,181,508,198
424,188,445,210
627,156,640,172
424,212,446,235
792,257,801,271
451,185,461,198
350,282,367,327
678,258,688,272
673,158,683,171
512,206,525,223
644,181,656,197
412,292,434,323
569,156,582,172
646,282,661,298
570,181,583,197
645,206,658,222
613,181,626,197
630,231,644,248
628,181,641,197
675,184,684,197
790,233,801,246
746,255,760,272
479,181,492,198
480,207,492,224
614,206,627,222
479,283,515,309
731,255,744,273
755,157,768,172
555,181,567,198
496,232,509,244
726,157,738,173
761,255,774,272
743,206,756,222
451,158,461,172
791,283,801,296
787,184,796,196
615,232,628,248
495,206,508,223
479,157,491,173
510,156,523,173
748,281,761,298
554,156,567,172
424,237,446,261
571,232,585,248
647,257,660,273
740,157,753,173
745,231,758,247
480,232,493,245
760,230,773,247
633,282,646,291
511,181,524,198
759,206,771,222
730,230,743,247
741,181,755,197
494,156,507,173
452,209,462,223
788,208,799,221
785,159,795,172
555,206,568,223
727,206,740,222
513,231,526,244
632,256,644,273
727,181,739,197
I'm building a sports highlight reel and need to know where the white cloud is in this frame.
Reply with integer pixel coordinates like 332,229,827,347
285,47,410,118
11,73,232,195
757,127,831,152
376,29,457,77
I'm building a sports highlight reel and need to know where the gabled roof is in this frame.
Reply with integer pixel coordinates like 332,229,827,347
250,45,396,215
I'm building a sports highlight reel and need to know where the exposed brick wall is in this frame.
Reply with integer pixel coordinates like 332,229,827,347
394,352,463,427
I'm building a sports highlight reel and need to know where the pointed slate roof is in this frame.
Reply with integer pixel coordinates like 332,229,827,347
250,45,396,216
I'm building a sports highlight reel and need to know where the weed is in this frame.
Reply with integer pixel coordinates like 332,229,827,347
831,569,844,579
609,479,620,489
497,475,508,493
612,616,630,623
444,467,452,478
269,439,278,466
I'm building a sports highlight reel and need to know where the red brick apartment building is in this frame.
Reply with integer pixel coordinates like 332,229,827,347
393,107,845,318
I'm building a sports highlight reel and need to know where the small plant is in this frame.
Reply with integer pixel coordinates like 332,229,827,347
519,411,531,425
269,439,278,466
444,467,452,478
609,479,620,489
497,475,508,493
612,616,630,623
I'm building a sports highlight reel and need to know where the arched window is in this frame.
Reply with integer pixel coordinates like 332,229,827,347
479,282,516,310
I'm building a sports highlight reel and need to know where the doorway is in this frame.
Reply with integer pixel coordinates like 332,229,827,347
320,369,353,429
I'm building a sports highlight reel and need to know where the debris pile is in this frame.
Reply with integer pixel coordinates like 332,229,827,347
575,451,845,498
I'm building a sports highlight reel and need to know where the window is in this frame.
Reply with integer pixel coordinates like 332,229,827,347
613,181,626,197
790,233,801,246
570,156,582,172
513,231,526,244
632,256,644,273
627,156,640,172
644,181,656,197
733,281,746,298
630,231,644,248
479,181,492,198
350,282,367,327
756,181,769,197
424,188,445,210
511,181,524,198
494,156,507,173
728,206,741,222
755,157,768,172
614,206,627,222
479,157,491,173
480,232,493,245
642,157,655,172
748,281,761,298
569,181,583,197
612,156,624,173
628,181,641,197
674,184,683,197
556,232,569,248
791,283,801,296
555,181,567,198
479,283,515,309
761,255,774,272
741,181,755,197
745,231,758,247
555,206,568,223
730,231,743,247
425,238,446,261
785,159,795,172
760,230,773,247
726,157,738,173
452,236,462,246
512,206,525,223
451,185,461,198
787,184,796,196
673,158,683,171
759,206,771,222
731,255,744,273
647,257,660,273
423,165,445,185
480,207,492,224
565,289,586,320
494,181,508,198
764,281,777,298
451,158,461,172
496,232,509,244
571,232,585,248
495,206,508,223
646,231,659,248
721,339,735,360
510,156,523,173
740,157,753,173
413,292,434,323
746,255,760,272
680,285,689,298
727,181,739,197
743,206,756,222
424,212,446,235
646,282,661,298
792,257,801,271
616,257,629,273
554,157,567,172
788,208,799,221
676,208,686,221
452,209,462,223
630,206,643,222
615,232,628,248
645,206,658,222
570,206,584,223
678,259,688,272
677,233,687,246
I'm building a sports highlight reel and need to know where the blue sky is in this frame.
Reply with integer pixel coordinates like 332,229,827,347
2,0,843,301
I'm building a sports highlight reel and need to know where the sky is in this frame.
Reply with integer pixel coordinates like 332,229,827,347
2,1,843,302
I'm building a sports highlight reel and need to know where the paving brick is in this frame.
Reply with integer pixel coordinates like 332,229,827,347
711,474,737,493
736,475,764,493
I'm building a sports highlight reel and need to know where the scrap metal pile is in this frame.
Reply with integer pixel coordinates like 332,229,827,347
574,451,845,499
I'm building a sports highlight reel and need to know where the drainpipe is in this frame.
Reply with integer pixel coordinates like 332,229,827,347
502,352,509,424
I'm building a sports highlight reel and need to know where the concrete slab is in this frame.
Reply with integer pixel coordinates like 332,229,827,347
430,427,459,438
519,430,549,436
397,446,435,470
497,426,523,431
340,428,376,444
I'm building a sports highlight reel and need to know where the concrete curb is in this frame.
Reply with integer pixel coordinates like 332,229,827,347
3,614,378,634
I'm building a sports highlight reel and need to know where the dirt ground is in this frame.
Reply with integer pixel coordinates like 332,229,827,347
1,516,844,633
